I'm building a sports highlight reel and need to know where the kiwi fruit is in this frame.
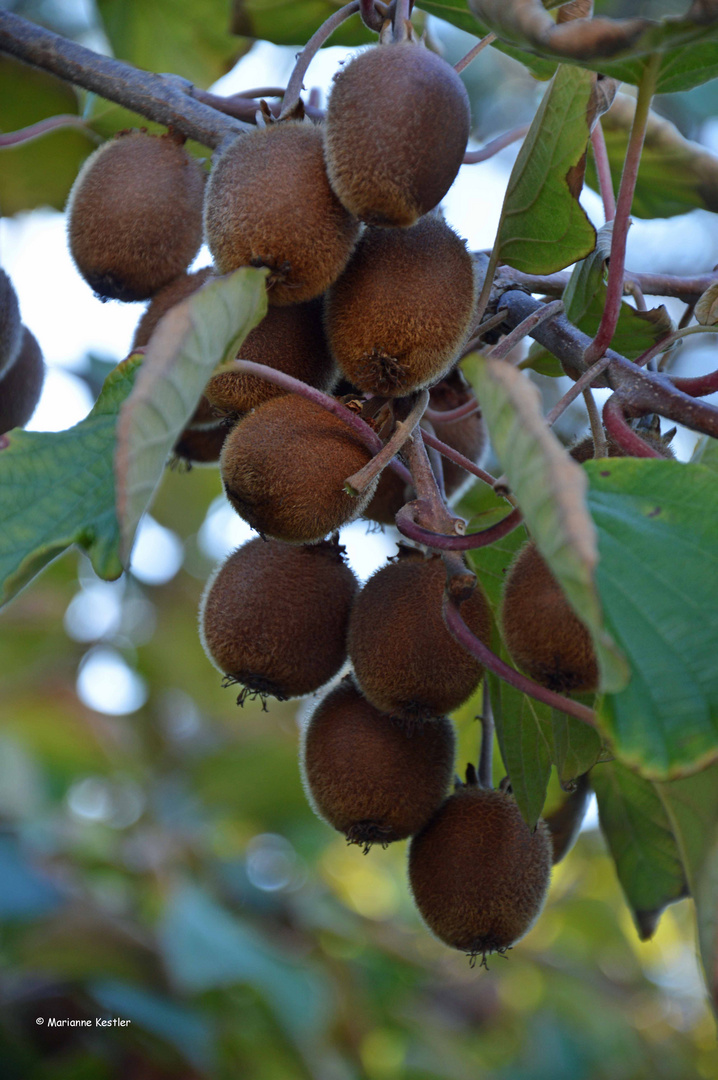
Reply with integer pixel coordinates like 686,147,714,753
348,547,492,722
199,536,358,704
204,299,336,419
428,370,486,497
324,216,477,397
301,677,456,850
500,541,598,695
132,267,214,349
220,393,377,544
171,422,228,469
408,776,552,961
324,39,471,228
363,467,414,526
204,120,359,305
67,130,205,302
0,268,22,378
0,327,45,435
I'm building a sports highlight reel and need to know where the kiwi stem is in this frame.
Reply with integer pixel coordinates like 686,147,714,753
602,395,663,457
421,429,498,489
582,388,608,458
634,324,718,374
359,0,389,31
442,597,598,728
402,427,459,536
463,125,528,165
488,300,565,362
543,357,612,425
0,114,97,148
345,390,429,495
424,399,481,426
0,11,248,148
477,682,494,789
454,32,497,75
589,121,617,222
395,503,523,551
391,0,413,41
280,2,362,118
583,54,660,367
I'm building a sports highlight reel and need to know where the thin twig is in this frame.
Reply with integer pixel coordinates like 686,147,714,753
583,54,660,365
602,395,662,457
454,32,497,74
280,1,361,117
424,399,480,425
0,113,97,147
395,503,523,550
583,387,607,457
463,124,528,165
590,120,616,221
345,390,428,494
488,300,564,362
421,428,498,488
443,598,598,727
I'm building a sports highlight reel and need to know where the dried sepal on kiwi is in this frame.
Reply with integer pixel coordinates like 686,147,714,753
348,547,492,722
204,299,336,420
67,130,205,302
408,769,552,963
301,677,456,851
204,120,359,305
324,38,471,228
220,393,377,544
324,216,477,397
0,327,45,435
199,536,359,705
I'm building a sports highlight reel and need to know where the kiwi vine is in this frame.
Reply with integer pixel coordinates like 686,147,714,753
2,0,718,990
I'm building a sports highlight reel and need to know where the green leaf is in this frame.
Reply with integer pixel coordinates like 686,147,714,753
592,760,687,940
550,708,602,784
0,356,141,609
587,93,718,219
586,459,718,779
489,671,553,828
97,0,246,89
657,764,718,1012
0,57,95,215
115,267,267,562
159,883,330,1044
230,0,375,46
494,64,596,274
691,434,718,472
467,0,718,91
418,0,557,77
464,352,628,694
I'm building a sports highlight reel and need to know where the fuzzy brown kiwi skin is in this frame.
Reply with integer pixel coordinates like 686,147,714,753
362,467,414,527
132,267,214,350
67,131,205,302
408,783,552,961
301,677,456,850
0,327,45,435
569,424,675,462
0,269,22,378
171,422,228,469
199,537,359,704
324,216,477,397
204,121,359,306
220,393,377,545
501,541,598,695
204,299,337,419
348,549,492,722
324,40,471,228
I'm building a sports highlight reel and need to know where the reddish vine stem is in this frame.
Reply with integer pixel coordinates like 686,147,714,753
0,113,96,147
345,390,428,494
359,0,388,31
583,54,660,365
463,125,528,165
280,1,361,117
443,598,598,727
424,399,480,425
671,369,718,397
497,266,718,303
590,120,616,221
488,299,564,361
544,355,613,426
602,395,662,457
421,428,498,488
0,11,246,148
396,504,523,550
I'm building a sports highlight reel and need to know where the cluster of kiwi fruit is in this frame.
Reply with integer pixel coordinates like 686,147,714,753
0,268,45,437
58,23,608,965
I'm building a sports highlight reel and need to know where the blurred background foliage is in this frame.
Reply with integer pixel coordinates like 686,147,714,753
1,0,718,1076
